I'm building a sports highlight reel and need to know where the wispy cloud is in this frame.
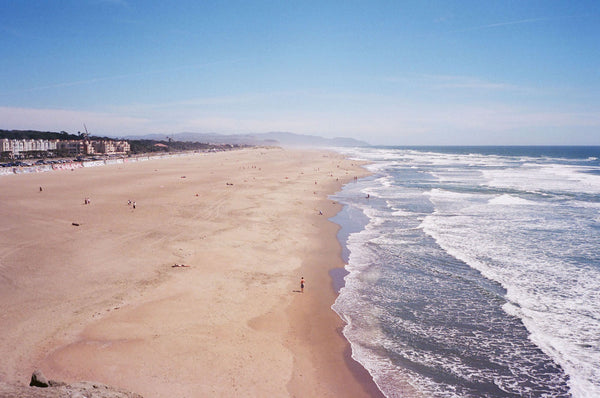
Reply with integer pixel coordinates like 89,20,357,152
383,74,530,93
0,58,247,96
449,15,583,34
423,74,526,92
114,89,318,113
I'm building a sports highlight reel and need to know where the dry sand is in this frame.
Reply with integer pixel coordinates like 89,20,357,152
0,147,379,397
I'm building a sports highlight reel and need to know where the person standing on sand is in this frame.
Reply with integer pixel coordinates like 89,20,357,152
300,277,305,293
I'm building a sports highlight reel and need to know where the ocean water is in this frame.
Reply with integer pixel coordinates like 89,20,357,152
331,146,600,398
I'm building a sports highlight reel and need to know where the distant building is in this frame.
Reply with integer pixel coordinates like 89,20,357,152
0,139,10,153
1,138,130,158
1,138,58,157
56,140,87,155
92,140,130,155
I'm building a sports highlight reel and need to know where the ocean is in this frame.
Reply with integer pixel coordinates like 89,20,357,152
330,146,600,398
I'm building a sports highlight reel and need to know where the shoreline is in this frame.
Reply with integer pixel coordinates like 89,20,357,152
327,183,386,398
285,184,384,398
0,147,381,397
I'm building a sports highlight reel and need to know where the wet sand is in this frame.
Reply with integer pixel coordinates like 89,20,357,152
0,147,379,397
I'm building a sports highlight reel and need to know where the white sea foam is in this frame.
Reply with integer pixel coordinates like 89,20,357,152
391,208,416,217
488,194,538,206
483,163,600,195
422,189,600,398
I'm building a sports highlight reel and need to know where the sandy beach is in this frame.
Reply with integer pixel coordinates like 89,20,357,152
0,147,378,397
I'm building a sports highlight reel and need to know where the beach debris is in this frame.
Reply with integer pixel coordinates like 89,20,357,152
172,263,190,268
72,222,80,226
226,182,234,186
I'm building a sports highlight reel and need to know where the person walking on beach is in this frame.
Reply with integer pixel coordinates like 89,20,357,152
300,277,305,293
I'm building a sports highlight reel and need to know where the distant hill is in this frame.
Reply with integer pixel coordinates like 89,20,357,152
123,132,370,147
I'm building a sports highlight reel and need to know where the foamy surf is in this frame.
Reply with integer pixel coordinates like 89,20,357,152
333,146,600,397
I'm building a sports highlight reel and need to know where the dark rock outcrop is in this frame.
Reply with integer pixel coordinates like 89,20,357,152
0,371,143,398
29,370,49,387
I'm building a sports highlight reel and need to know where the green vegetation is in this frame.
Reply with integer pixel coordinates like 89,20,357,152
127,139,233,154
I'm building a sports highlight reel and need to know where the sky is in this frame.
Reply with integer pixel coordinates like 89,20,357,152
1,0,599,145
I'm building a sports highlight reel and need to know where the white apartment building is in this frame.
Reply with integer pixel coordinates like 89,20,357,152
0,138,58,156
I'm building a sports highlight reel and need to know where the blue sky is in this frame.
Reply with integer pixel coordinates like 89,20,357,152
1,0,598,145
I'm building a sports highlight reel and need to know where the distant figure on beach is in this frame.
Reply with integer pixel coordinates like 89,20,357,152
128,199,132,205
133,201,136,209
84,197,90,205
39,186,43,192
300,277,305,293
